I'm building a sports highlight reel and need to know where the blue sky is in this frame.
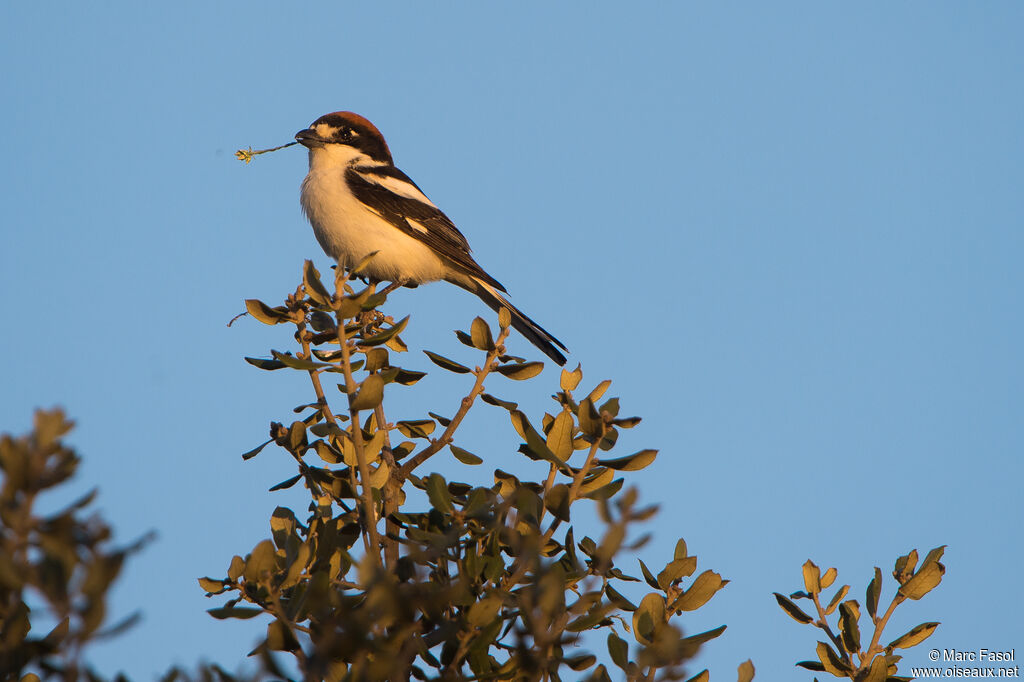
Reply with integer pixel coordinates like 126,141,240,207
2,2,1021,679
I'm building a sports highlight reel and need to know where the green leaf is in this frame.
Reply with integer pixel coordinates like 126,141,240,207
560,364,583,391
736,660,755,682
392,368,428,385
244,540,279,582
198,577,226,594
510,410,563,469
598,397,620,418
241,439,272,460
303,260,331,305
397,419,436,439
607,632,629,670
920,545,946,570
481,393,518,410
773,592,814,624
816,641,852,676
605,584,637,611
360,315,410,347
426,473,454,513
894,549,919,583
314,440,342,464
587,379,612,403
244,357,287,371
566,610,605,633
350,373,384,411
423,350,471,374
597,449,658,471
544,484,571,522
546,410,574,460
287,420,307,452
227,556,245,581
309,419,346,440
270,350,326,371
839,600,861,653
245,299,288,325
657,557,697,589
824,584,850,616
867,567,882,619
565,654,597,672
803,559,821,595
392,440,415,461
670,570,726,612
267,619,300,651
821,566,837,589
269,474,302,492
577,397,602,438
364,347,389,372
638,560,660,589
496,361,544,381
207,607,263,620
863,655,889,682
497,306,512,329
685,671,709,682
585,473,622,499
898,561,944,600
888,622,940,650
467,595,502,627
612,416,642,430
450,445,483,465
470,317,494,351
428,411,451,426
674,539,688,560
632,593,665,645
680,624,727,649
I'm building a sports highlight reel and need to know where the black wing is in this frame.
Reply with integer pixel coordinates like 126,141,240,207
347,165,506,292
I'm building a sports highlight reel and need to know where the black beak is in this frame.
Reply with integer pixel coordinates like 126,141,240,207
295,128,324,149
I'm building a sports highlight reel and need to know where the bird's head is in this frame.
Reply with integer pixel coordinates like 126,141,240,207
295,112,393,166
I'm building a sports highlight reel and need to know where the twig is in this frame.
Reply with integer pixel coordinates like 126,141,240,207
235,141,298,163
335,287,382,565
373,401,401,568
811,591,849,664
864,593,904,661
398,326,511,478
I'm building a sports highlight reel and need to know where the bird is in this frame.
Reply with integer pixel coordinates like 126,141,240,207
294,111,568,366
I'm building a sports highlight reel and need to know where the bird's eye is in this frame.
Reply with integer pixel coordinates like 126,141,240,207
338,127,353,142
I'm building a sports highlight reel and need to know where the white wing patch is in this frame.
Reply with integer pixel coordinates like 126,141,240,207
355,169,438,208
406,218,430,234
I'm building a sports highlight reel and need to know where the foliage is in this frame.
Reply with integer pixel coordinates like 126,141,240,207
0,409,151,681
201,261,732,681
773,547,945,681
0,262,950,682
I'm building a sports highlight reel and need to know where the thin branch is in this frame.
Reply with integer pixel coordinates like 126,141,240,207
865,592,904,661
398,326,511,478
335,285,382,565
811,591,849,665
374,401,400,569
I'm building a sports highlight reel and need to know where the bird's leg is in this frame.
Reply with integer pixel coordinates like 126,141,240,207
377,279,408,297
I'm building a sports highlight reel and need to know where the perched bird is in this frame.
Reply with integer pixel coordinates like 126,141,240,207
295,111,567,366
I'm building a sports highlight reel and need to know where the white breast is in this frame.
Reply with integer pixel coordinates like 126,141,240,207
299,166,448,285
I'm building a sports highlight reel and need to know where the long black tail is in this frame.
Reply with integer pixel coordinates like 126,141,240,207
456,276,568,366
